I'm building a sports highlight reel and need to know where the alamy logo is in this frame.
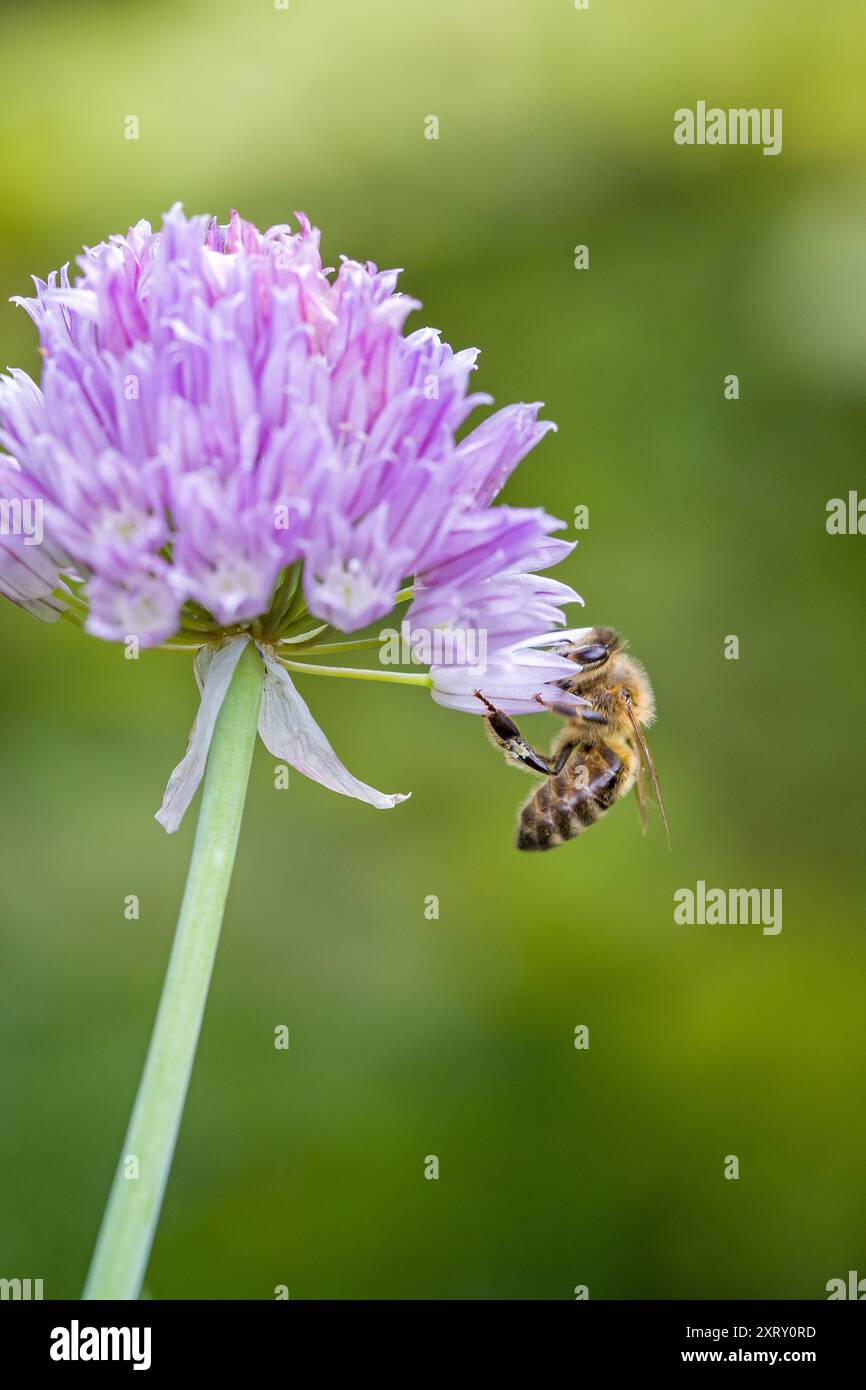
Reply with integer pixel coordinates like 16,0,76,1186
674,102,782,156
50,1320,152,1371
674,881,782,936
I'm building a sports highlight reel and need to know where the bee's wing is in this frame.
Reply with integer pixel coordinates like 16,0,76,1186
622,696,671,849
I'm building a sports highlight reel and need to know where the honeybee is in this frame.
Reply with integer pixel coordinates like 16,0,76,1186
475,626,669,852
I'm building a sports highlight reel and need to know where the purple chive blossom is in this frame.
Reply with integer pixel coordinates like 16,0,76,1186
0,205,582,825
429,627,595,715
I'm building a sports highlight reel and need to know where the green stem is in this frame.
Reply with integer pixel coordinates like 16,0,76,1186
285,636,386,656
277,656,433,688
83,642,264,1300
276,622,330,646
153,643,205,654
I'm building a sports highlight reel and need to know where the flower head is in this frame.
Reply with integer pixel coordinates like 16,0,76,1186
0,206,583,824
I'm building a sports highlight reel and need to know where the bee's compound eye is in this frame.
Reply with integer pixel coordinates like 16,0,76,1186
574,643,608,664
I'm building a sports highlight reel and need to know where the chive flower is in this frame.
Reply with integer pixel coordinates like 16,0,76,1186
0,206,582,1298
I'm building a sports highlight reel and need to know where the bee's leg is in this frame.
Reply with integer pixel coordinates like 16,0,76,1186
474,690,555,775
532,691,609,726
549,739,579,774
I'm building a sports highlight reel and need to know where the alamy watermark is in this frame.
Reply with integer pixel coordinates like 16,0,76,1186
674,102,782,157
827,1269,866,1299
379,619,487,674
826,491,866,535
674,880,782,936
0,496,43,546
0,1276,43,1299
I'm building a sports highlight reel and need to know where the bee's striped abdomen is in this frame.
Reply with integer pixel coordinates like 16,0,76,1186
516,742,631,852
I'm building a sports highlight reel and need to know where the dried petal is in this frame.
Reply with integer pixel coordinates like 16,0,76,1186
256,646,409,809
155,637,250,833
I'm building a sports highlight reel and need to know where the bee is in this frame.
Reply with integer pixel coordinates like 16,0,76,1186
475,626,669,852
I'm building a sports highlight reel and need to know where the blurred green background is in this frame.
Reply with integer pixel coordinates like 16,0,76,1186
1,0,865,1300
